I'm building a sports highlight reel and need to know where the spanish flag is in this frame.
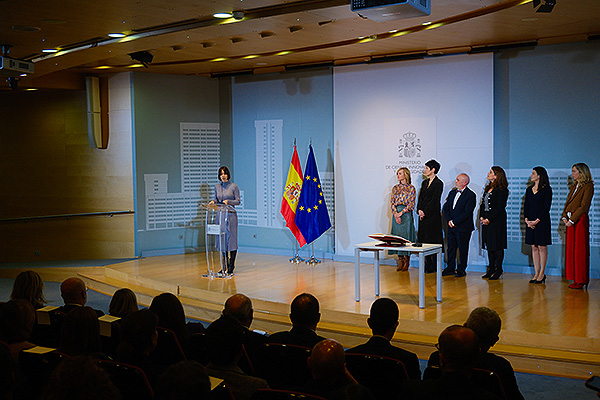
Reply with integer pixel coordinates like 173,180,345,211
281,145,307,247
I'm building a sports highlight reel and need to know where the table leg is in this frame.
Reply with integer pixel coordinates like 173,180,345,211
374,250,380,296
354,248,360,302
437,249,442,303
419,252,425,309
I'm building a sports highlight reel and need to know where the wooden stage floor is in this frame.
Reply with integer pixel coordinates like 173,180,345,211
11,251,599,378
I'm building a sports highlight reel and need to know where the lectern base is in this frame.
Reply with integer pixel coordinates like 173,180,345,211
201,271,233,279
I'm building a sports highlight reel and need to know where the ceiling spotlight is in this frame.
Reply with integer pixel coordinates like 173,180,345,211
128,51,153,67
213,12,232,18
289,25,303,33
533,0,556,13
231,37,244,44
260,31,275,38
202,42,216,48
232,10,245,20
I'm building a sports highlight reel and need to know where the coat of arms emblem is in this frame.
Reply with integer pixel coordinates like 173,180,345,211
398,131,421,159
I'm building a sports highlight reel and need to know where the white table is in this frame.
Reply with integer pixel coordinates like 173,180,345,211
354,241,443,309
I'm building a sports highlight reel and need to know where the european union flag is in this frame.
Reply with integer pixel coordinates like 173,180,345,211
294,145,331,245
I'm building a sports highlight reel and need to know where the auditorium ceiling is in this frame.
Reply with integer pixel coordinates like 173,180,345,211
2,0,600,89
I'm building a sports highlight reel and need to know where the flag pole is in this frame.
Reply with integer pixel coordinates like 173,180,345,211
306,242,321,266
289,241,304,264
288,139,305,264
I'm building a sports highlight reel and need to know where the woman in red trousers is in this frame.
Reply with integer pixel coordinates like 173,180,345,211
562,162,594,289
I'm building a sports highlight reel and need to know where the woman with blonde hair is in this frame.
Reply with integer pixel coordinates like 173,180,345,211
10,270,46,309
389,167,417,271
562,162,594,289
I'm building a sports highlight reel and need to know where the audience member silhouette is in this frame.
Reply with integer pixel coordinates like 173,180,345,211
117,308,165,388
293,339,359,399
428,307,524,400
346,297,421,379
41,355,121,400
155,360,211,400
0,299,36,362
149,292,203,354
222,293,267,366
404,325,502,399
57,277,104,317
268,293,325,348
109,288,139,318
58,306,102,357
205,314,269,400
10,270,47,310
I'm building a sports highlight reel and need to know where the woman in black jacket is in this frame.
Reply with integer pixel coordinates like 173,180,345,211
480,166,509,280
417,159,444,273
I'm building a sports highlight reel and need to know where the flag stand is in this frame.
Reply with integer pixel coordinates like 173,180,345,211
289,241,305,264
306,243,321,266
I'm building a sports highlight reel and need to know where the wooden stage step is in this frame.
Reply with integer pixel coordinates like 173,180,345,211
79,251,600,380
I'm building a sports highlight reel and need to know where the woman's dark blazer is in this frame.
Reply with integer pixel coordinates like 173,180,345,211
480,187,509,251
417,176,444,244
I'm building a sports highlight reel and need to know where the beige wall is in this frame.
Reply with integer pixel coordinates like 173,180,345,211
0,73,135,261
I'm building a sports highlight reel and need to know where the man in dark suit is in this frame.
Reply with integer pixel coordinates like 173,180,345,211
442,173,476,277
404,325,503,400
57,277,104,317
346,297,421,380
427,307,524,400
222,293,267,368
267,293,325,348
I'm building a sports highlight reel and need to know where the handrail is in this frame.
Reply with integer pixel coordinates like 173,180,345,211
0,210,135,223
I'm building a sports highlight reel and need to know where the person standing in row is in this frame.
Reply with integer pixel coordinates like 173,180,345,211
442,173,476,278
480,166,509,280
524,167,553,284
562,162,594,290
417,160,444,273
209,166,241,275
389,167,417,271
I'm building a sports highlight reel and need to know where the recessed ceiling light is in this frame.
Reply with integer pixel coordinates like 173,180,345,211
108,33,126,38
42,48,58,53
12,25,41,32
213,12,232,18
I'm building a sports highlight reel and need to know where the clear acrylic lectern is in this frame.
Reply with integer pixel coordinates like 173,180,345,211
202,203,236,278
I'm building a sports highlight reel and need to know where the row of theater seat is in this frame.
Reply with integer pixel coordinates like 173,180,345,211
17,309,508,400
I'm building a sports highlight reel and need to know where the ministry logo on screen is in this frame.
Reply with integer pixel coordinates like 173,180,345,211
398,131,421,159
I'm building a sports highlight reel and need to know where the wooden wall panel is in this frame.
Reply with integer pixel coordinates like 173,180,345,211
0,73,135,262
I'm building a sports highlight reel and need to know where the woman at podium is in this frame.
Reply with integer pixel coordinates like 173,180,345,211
209,166,240,274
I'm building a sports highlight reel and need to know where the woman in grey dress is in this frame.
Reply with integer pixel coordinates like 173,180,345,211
209,166,240,275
